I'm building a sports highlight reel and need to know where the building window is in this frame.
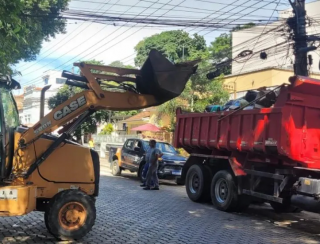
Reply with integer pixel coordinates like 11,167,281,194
44,78,49,85
56,78,66,84
24,114,31,124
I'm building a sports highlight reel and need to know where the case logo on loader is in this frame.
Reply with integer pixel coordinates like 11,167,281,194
53,96,87,120
34,119,52,135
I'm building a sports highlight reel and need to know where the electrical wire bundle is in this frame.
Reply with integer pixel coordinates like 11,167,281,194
17,0,299,88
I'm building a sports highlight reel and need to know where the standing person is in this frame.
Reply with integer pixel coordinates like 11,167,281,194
88,138,95,150
140,161,154,187
143,140,162,190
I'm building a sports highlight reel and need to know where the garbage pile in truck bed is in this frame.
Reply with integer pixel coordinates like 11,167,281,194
205,87,280,113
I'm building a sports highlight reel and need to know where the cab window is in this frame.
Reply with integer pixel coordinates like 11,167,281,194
125,140,135,150
0,89,19,128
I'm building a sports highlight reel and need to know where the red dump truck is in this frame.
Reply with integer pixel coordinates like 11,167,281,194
174,76,320,213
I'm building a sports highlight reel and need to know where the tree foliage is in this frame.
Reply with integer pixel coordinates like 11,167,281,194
134,30,230,130
134,30,207,66
99,123,114,135
0,0,70,74
208,23,256,75
209,33,232,64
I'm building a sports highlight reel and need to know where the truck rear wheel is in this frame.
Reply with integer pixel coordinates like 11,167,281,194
45,190,96,241
186,164,211,202
211,170,249,212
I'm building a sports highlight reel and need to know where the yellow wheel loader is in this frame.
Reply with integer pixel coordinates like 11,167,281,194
0,50,197,240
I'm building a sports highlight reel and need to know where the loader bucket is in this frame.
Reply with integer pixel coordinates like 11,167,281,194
136,49,198,103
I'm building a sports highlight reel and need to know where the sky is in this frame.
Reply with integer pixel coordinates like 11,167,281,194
13,0,292,89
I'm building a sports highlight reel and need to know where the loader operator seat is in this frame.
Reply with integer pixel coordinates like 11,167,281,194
0,88,19,180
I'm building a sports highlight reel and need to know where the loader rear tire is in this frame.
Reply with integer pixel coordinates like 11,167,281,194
45,190,96,241
186,164,211,202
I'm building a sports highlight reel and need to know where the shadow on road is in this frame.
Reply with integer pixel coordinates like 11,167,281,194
243,203,320,235
110,170,181,187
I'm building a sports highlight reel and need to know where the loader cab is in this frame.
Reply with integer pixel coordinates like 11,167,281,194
0,76,20,180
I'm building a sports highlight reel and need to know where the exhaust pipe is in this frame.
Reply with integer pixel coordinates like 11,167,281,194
40,85,51,119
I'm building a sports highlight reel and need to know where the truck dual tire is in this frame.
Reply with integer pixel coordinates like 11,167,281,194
185,164,211,202
111,160,121,176
211,170,250,212
44,190,96,241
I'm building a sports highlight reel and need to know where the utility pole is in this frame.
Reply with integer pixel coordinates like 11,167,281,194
290,0,308,76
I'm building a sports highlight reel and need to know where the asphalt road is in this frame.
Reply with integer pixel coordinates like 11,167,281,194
1,159,320,243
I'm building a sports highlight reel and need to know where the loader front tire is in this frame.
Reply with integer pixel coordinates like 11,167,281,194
45,190,96,241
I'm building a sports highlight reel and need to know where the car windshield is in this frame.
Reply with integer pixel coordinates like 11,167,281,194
143,141,177,154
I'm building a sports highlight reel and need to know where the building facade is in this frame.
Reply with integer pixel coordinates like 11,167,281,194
19,70,66,126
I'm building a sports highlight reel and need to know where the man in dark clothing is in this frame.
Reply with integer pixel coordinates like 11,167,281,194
143,140,162,190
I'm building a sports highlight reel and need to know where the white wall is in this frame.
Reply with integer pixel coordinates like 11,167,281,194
42,70,66,89
232,1,320,75
21,70,66,125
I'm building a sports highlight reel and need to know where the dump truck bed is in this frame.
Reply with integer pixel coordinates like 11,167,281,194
174,76,320,169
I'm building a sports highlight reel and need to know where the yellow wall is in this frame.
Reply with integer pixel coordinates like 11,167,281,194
223,68,320,93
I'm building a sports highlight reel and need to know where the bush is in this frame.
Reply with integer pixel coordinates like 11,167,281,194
99,124,114,135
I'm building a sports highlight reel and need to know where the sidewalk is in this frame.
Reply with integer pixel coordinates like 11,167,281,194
100,157,112,176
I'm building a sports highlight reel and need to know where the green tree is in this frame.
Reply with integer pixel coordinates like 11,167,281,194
99,123,114,135
189,61,229,112
134,30,207,66
0,0,70,74
133,31,228,129
108,61,135,69
209,33,232,65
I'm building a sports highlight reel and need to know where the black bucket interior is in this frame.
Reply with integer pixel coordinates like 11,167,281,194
136,49,197,103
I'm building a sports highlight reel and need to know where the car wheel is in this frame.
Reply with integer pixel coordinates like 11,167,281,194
111,160,121,176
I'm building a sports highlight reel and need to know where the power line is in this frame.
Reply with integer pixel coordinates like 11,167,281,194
225,0,283,84
21,0,291,87
202,0,282,36
22,0,172,86
21,0,148,80
19,0,115,72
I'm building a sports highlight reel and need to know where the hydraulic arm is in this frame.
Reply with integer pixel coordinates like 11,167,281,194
19,49,197,146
